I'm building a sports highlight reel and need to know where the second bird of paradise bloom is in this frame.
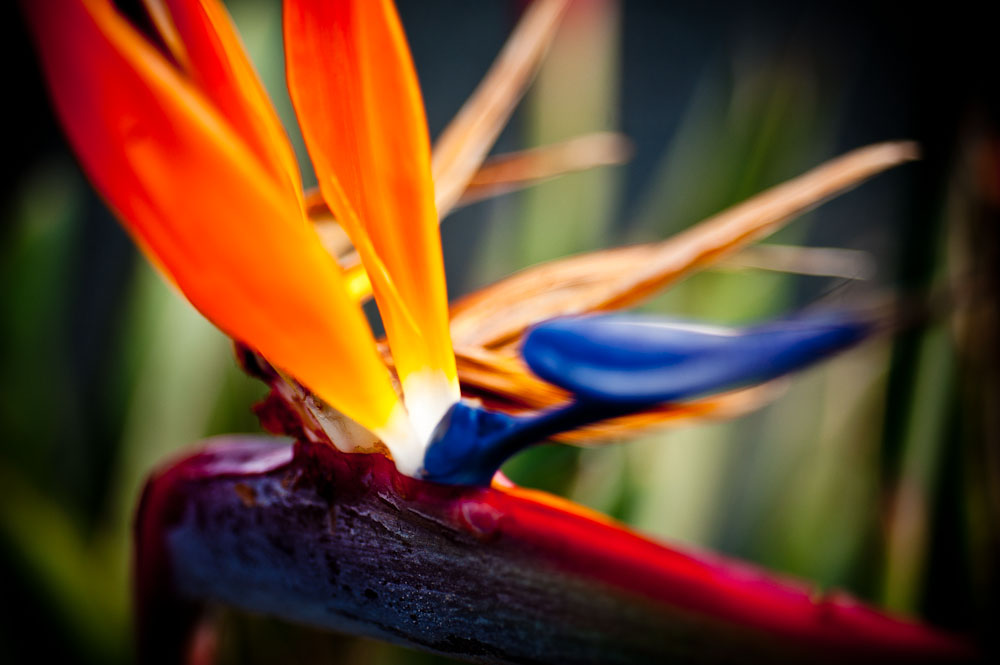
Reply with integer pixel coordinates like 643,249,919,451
24,0,978,663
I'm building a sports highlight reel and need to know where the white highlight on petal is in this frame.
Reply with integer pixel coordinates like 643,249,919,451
402,369,461,448
376,402,426,477
622,320,740,337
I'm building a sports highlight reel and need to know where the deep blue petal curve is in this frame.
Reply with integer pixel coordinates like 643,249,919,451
521,311,873,404
424,309,875,485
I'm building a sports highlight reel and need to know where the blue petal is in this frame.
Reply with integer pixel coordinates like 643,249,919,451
521,311,873,405
424,310,876,485
423,402,518,486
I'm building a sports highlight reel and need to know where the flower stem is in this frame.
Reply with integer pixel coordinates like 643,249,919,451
135,436,975,664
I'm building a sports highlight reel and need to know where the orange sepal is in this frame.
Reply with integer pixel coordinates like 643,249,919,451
143,0,304,210
284,0,458,436
25,0,403,440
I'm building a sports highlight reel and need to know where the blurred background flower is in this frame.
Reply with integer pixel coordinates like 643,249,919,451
1,1,996,663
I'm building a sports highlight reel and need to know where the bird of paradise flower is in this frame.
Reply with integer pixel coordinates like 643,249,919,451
24,0,977,663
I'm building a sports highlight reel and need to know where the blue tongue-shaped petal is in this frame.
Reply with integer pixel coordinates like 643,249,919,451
521,311,873,404
423,309,875,486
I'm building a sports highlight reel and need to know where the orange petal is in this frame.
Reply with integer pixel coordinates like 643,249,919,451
285,0,458,441
431,0,569,216
308,132,630,227
449,141,919,349
455,132,632,208
142,0,304,210
303,132,631,305
25,0,414,456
